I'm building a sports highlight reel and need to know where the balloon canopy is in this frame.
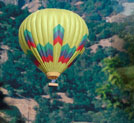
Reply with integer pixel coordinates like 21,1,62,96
19,9,89,80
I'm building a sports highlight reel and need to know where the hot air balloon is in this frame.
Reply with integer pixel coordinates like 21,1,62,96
19,9,89,87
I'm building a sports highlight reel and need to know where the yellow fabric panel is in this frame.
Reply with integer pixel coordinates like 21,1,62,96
25,14,47,72
19,9,89,77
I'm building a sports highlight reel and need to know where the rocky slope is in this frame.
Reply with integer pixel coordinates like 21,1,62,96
0,0,42,12
0,88,38,122
90,35,125,53
106,1,134,23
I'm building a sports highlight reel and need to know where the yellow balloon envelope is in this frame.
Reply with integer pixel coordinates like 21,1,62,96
19,9,89,81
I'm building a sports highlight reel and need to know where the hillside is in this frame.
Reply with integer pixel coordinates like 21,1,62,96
1,0,134,122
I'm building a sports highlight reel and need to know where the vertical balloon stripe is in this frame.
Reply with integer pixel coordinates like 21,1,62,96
61,44,69,57
67,47,76,58
34,60,40,67
59,44,69,63
27,50,40,67
46,42,53,62
79,34,87,45
53,24,64,45
24,30,36,48
36,44,44,57
58,44,76,63
77,34,88,51
36,42,53,62
68,54,81,68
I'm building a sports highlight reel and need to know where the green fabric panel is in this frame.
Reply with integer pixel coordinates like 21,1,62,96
53,24,64,33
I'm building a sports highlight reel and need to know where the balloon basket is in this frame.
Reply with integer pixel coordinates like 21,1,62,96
48,83,58,87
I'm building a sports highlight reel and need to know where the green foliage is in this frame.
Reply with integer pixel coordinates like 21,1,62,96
46,0,72,10
97,19,134,119
0,106,25,123
0,2,48,98
1,0,134,122
0,1,5,8
98,56,134,119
